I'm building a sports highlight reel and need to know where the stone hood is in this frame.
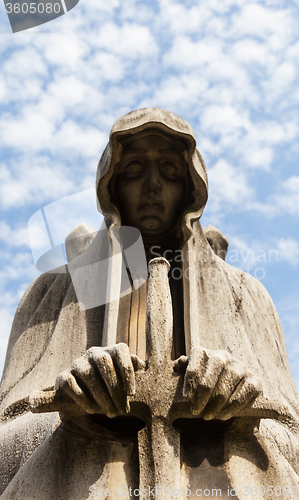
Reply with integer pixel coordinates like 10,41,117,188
96,107,208,242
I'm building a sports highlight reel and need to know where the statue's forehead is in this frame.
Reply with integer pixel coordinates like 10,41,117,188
120,129,187,153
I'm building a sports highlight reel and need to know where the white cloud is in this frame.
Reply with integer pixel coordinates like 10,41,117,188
157,1,209,36
201,105,250,135
277,238,299,267
232,38,268,66
0,221,30,248
39,33,89,69
42,188,101,245
247,148,274,168
139,74,209,115
230,4,294,42
81,0,120,15
253,176,299,219
2,47,47,79
0,251,38,285
95,22,159,59
226,234,299,270
227,235,275,269
207,159,254,214
276,177,299,218
275,295,299,390
54,121,107,157
0,159,77,209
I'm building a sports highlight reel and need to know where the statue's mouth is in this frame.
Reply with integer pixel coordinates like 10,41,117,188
139,201,164,211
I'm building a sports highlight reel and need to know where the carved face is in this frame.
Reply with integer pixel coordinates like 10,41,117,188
113,132,187,237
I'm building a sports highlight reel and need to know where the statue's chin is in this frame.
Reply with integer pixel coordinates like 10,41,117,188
140,222,178,241
138,216,164,234
140,221,167,237
123,214,177,238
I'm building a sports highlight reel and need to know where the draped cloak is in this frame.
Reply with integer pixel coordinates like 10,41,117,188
1,108,299,499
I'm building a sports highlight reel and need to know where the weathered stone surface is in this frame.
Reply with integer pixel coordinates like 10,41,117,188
1,108,299,499
203,225,229,261
65,222,96,262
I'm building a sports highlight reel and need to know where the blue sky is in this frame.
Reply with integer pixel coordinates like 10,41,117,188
0,0,299,390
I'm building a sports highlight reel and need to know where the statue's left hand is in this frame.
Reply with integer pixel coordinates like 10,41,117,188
174,347,263,420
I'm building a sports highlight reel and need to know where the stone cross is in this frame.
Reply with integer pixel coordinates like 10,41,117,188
127,258,295,498
30,257,295,499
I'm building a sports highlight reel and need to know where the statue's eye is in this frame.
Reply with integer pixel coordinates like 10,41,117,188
160,162,178,178
124,161,144,177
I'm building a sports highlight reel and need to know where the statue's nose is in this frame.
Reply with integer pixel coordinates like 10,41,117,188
142,163,162,192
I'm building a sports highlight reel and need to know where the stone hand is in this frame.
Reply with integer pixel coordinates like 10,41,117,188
54,343,145,418
174,347,263,420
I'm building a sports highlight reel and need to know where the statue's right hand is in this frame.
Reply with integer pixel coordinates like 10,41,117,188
54,343,136,418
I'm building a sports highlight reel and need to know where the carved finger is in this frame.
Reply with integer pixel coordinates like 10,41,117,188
131,354,146,372
173,355,188,374
110,343,136,396
201,360,246,420
55,369,98,414
89,349,126,414
219,374,263,420
71,357,118,418
183,347,209,400
189,350,230,415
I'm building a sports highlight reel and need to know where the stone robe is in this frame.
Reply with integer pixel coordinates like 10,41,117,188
1,108,299,499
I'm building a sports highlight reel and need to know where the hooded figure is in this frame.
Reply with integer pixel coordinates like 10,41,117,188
1,108,299,500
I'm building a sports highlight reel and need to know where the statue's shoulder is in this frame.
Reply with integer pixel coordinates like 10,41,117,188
218,257,274,305
17,265,70,312
9,266,71,351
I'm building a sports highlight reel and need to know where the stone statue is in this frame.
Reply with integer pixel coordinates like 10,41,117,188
203,225,229,261
1,108,299,500
65,223,96,263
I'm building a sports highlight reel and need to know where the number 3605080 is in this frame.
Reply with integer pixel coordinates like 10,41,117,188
5,2,61,14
